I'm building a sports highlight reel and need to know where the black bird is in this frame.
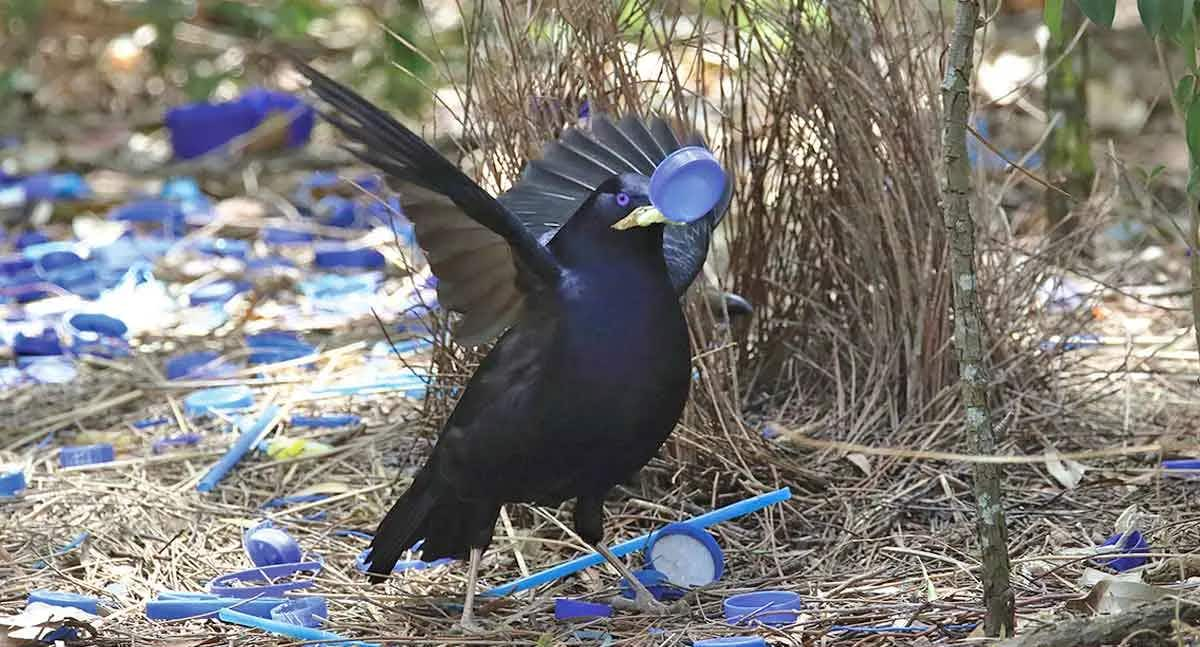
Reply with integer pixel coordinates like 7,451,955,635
294,61,731,627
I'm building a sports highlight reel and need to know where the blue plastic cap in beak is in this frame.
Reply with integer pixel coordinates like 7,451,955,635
648,146,727,224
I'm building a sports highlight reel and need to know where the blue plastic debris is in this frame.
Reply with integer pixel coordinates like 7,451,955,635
1163,458,1200,477
193,238,251,259
13,327,63,356
16,231,52,250
152,433,203,454
644,523,724,587
110,199,187,236
723,590,803,626
618,568,685,602
25,357,78,384
166,350,238,380
134,416,171,429
189,279,251,305
648,146,726,224
59,444,115,468
554,598,613,621
354,547,452,574
184,386,255,417
262,227,315,244
27,590,100,614
244,521,304,567
146,593,288,621
166,88,315,160
208,558,321,598
246,331,315,365
291,414,361,428
694,638,768,647
313,244,385,270
63,312,129,358
0,466,27,497
217,607,375,647
1093,530,1150,572
269,596,328,628
196,404,280,493
261,494,330,509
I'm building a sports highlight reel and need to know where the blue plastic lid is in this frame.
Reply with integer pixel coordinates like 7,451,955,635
208,560,323,598
554,598,613,621
694,637,768,647
313,244,385,270
27,590,100,614
269,597,328,627
244,522,304,567
0,466,27,497
59,444,115,468
648,146,727,224
723,591,802,626
644,522,724,587
184,386,255,416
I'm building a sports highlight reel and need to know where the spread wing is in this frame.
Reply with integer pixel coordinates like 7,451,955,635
292,59,561,345
497,114,733,294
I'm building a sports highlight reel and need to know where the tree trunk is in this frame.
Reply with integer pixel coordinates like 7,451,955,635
939,0,1016,637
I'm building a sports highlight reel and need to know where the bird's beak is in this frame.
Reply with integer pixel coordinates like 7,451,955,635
611,205,671,230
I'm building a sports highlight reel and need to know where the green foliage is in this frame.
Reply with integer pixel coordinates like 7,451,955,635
1044,0,1065,42
1075,0,1117,26
1138,0,1188,37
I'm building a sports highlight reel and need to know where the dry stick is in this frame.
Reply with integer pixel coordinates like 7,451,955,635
781,433,1170,464
940,0,1014,637
998,597,1200,647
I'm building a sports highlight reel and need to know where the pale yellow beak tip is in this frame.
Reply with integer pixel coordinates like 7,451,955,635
611,205,667,230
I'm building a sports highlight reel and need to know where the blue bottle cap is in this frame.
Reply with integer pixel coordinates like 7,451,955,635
648,146,727,224
313,244,385,270
554,598,613,621
25,357,78,384
27,590,100,614
722,590,802,626
66,312,128,339
59,444,115,468
184,385,255,417
244,522,304,567
269,597,328,627
0,466,27,496
644,522,725,587
694,637,768,647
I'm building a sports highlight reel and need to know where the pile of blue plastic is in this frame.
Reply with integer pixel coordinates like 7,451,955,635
0,89,433,391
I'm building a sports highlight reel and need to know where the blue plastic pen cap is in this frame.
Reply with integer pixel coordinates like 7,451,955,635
648,146,727,224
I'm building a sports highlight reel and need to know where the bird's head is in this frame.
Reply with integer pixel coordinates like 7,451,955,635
593,173,679,232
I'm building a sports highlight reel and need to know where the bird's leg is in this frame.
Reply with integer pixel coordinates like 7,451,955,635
593,543,671,615
459,547,484,633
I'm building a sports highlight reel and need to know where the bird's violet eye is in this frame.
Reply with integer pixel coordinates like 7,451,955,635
616,192,630,207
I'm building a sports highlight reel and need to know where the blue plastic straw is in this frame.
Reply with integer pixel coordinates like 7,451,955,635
197,405,280,493
482,487,791,597
217,607,376,646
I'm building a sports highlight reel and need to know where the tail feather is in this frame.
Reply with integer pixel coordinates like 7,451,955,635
365,470,438,583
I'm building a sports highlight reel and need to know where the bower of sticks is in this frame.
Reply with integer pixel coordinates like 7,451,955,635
3,2,1198,646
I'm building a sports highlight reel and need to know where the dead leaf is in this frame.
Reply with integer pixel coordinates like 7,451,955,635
1045,448,1087,489
845,453,872,476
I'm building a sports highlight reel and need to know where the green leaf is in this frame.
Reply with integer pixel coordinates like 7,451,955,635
1076,0,1118,26
1045,0,1065,42
1186,96,1200,166
1178,74,1196,111
1140,0,1164,34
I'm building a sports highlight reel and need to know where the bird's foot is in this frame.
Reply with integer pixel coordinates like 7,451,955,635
456,617,486,635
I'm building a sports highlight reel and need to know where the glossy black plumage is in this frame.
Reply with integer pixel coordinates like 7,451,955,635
293,61,697,587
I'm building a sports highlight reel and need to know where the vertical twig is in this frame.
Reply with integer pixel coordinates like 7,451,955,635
939,0,1015,637
1043,1,1094,247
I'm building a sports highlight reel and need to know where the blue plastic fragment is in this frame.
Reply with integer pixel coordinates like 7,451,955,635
59,444,115,468
184,386,255,416
15,231,52,250
193,238,251,259
262,227,315,244
0,255,34,275
246,331,314,365
189,279,251,305
217,607,376,647
161,177,204,202
152,433,203,454
147,594,287,621
27,590,100,614
354,548,452,574
196,404,280,493
261,494,330,509
208,558,321,597
1164,458,1200,477
618,568,685,601
554,598,613,621
166,351,237,380
166,88,315,160
0,466,27,497
25,357,78,384
22,173,91,201
13,327,63,356
134,416,171,429
694,638,768,647
291,414,361,428
67,312,128,338
269,597,328,628
1093,530,1150,572
313,244,385,270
